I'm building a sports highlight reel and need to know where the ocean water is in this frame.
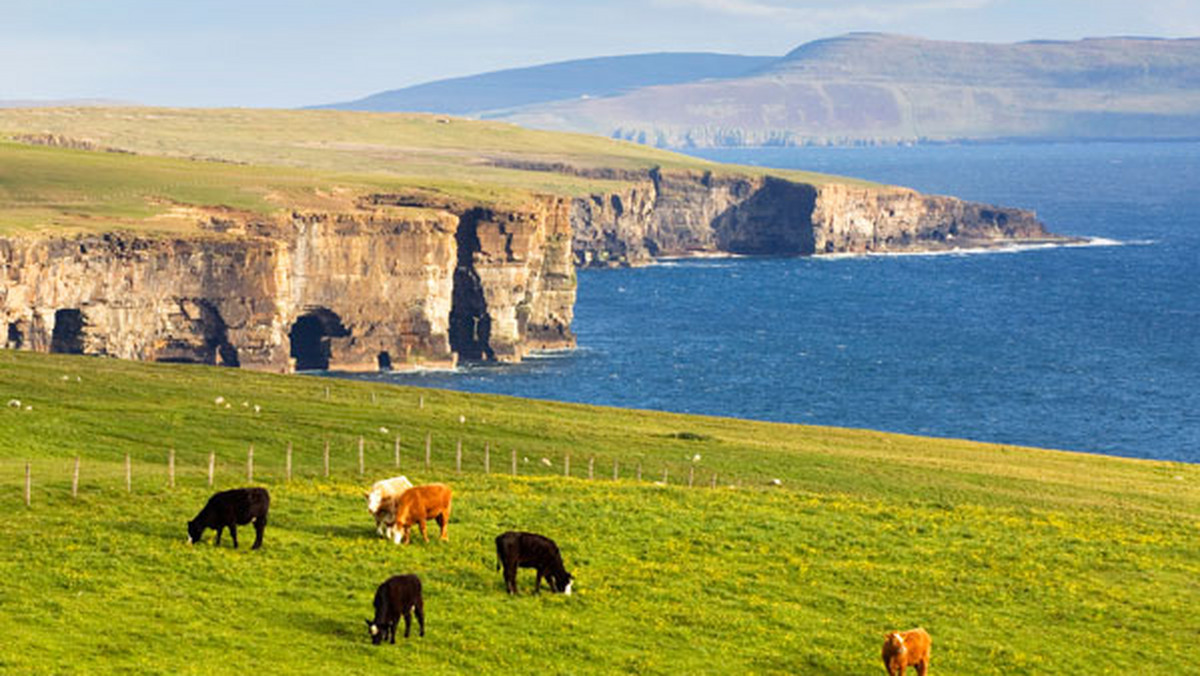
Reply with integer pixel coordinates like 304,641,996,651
347,143,1200,463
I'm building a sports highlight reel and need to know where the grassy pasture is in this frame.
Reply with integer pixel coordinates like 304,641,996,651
0,350,1196,674
0,106,880,236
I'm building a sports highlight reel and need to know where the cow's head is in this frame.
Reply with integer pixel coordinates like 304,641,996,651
366,619,391,645
366,490,382,513
552,570,574,595
186,519,203,545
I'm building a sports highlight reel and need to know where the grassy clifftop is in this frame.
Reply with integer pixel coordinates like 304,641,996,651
0,107,877,236
0,351,1195,674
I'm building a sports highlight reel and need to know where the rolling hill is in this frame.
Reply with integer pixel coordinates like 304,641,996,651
315,52,774,116
323,33,1200,147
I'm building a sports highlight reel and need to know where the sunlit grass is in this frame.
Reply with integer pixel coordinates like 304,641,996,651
0,351,1196,673
0,106,881,236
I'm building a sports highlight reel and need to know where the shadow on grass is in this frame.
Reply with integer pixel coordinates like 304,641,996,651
289,522,381,542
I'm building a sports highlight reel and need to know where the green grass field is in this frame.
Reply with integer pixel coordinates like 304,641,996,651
1,350,1196,674
0,107,880,236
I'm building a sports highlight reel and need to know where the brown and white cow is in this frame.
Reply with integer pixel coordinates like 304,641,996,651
882,627,931,676
366,476,413,536
377,483,452,545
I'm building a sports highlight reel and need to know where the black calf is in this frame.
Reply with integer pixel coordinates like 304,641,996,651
186,487,270,549
495,531,574,595
367,574,425,645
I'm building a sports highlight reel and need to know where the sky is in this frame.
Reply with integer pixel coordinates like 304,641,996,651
2,0,1198,108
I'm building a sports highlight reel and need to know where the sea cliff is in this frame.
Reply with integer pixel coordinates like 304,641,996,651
0,165,1061,372
0,201,575,372
569,169,1059,266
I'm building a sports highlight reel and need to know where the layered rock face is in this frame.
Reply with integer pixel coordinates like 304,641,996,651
1,167,1056,373
0,204,575,372
569,169,1059,266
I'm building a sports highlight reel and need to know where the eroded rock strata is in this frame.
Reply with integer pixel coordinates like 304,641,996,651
0,168,1063,372
0,203,574,372
570,169,1061,266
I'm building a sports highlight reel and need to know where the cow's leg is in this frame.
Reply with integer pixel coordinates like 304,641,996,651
435,513,448,541
504,564,518,594
402,609,412,638
252,513,267,550
418,518,428,543
228,523,239,549
415,599,425,637
214,526,223,546
534,569,543,594
402,525,411,545
916,660,927,676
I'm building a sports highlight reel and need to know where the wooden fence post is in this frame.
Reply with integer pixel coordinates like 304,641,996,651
324,386,330,400
208,452,215,488
484,442,491,474
688,465,695,488
323,440,330,478
588,456,594,480
419,394,424,410
711,473,717,489
286,442,293,482
637,461,642,482
247,445,254,482
511,449,517,476
358,436,365,476
455,439,462,474
424,433,432,470
613,459,619,481
394,436,401,468
125,453,132,493
72,456,80,499
662,468,668,485
371,391,377,404
24,461,31,507
564,453,570,477
168,449,175,488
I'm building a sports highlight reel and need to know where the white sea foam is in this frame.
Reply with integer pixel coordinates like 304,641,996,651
814,236,1142,261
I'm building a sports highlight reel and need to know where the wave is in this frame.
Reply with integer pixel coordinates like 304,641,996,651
814,236,1148,260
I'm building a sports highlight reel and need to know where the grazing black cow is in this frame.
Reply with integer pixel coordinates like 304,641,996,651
495,531,573,595
366,574,425,644
186,487,270,549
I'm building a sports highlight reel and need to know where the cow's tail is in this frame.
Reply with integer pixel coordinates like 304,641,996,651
494,538,503,571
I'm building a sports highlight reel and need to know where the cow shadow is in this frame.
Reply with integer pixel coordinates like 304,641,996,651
288,522,379,542
285,610,360,640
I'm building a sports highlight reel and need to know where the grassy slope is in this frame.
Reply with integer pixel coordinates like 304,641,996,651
0,107,879,235
1,351,1196,674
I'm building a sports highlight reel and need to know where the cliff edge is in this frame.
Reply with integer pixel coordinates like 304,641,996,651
0,108,1068,373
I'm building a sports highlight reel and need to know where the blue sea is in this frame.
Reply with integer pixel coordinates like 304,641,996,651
348,143,1200,463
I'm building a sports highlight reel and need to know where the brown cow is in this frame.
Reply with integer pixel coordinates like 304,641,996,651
881,627,931,676
378,483,452,544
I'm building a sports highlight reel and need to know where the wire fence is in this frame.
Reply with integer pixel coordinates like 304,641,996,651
10,431,761,507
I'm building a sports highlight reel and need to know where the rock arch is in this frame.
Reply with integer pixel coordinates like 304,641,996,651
50,309,85,354
289,308,350,371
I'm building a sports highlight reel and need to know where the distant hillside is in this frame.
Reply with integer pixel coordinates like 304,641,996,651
317,52,774,115
327,33,1200,147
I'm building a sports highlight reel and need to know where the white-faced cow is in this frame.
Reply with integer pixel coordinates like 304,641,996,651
366,476,413,537
186,487,270,549
366,574,425,644
495,531,573,595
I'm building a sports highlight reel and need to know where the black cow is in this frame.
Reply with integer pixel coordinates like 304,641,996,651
186,487,270,549
495,531,573,595
366,574,425,644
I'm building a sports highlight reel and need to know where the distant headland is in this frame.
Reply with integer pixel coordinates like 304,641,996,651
319,33,1200,148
